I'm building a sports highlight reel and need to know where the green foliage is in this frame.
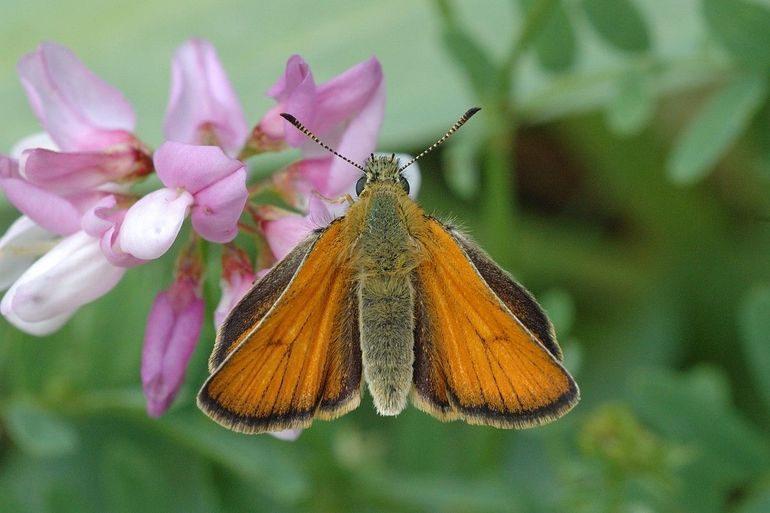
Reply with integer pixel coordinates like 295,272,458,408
740,286,770,416
581,0,650,53
667,74,768,185
703,0,770,69
2,1,770,512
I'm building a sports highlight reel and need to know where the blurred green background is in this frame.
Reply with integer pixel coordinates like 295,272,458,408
2,0,770,512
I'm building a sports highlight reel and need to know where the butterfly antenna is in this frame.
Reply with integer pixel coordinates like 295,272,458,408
398,107,481,172
280,113,366,172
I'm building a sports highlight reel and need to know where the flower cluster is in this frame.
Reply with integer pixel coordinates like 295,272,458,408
0,39,398,433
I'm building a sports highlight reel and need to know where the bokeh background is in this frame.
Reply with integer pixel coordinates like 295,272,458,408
2,1,770,512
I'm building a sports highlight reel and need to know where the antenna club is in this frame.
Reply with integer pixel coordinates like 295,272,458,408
279,112,298,124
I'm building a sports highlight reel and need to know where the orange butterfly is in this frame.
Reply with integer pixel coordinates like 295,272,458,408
197,108,579,433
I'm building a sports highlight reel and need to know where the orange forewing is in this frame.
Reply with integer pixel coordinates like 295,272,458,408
197,220,362,434
411,218,578,428
209,234,319,371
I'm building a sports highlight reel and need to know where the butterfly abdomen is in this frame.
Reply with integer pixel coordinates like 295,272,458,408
353,187,422,415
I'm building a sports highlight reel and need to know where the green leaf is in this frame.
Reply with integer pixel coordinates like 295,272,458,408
630,366,770,511
3,399,79,457
667,73,768,185
631,366,770,474
703,0,770,69
605,70,655,136
740,285,770,415
581,0,650,53
520,0,576,72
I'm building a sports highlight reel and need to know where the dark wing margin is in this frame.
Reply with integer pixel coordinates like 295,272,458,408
209,232,320,371
446,225,562,360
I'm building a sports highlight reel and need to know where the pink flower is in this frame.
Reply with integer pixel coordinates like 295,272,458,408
164,39,248,157
81,195,145,267
214,245,255,328
1,230,126,335
18,42,136,152
0,216,57,291
258,195,332,261
16,42,150,180
21,146,151,194
141,252,205,417
253,55,385,197
119,142,247,260
0,154,106,235
1,43,152,236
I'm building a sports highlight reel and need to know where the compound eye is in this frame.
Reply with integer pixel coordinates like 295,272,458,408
355,175,367,196
399,175,410,195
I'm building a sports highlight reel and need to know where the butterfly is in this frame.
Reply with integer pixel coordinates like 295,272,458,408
197,108,579,433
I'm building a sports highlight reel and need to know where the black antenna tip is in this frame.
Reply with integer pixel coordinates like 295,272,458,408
280,112,297,123
466,107,481,118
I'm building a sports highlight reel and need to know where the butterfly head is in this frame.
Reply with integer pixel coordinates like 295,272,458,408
356,154,409,196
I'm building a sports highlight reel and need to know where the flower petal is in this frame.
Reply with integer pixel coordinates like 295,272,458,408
264,55,317,147
214,246,255,328
0,156,83,235
0,216,56,291
190,166,247,243
82,195,145,267
119,188,193,260
270,429,302,441
17,42,135,152
261,211,317,261
314,57,384,134
165,39,248,157
21,147,149,194
153,141,243,193
0,298,74,336
142,279,204,417
6,231,126,322
10,132,58,158
319,65,384,197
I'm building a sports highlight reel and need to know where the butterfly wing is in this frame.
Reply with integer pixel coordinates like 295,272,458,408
411,217,579,428
198,219,362,434
446,226,562,360
209,234,320,371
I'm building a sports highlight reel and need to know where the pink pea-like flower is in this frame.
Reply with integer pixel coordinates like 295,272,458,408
0,154,97,236
164,39,248,157
254,55,385,198
81,194,145,267
0,230,126,336
119,141,247,260
17,42,136,152
142,268,205,417
1,42,152,236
